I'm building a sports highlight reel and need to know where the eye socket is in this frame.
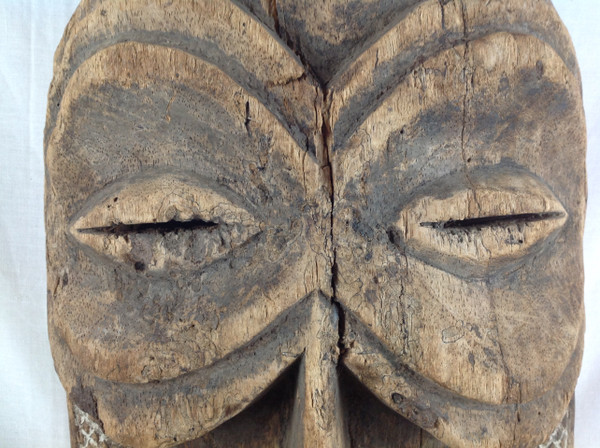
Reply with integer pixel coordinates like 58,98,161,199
391,169,567,278
70,173,262,271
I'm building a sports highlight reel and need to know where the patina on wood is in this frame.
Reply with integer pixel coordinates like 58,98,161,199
45,0,585,447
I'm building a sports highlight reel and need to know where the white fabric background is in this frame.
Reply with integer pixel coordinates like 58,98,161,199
0,1,597,446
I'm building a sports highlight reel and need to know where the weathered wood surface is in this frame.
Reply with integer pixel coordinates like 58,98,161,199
45,0,585,447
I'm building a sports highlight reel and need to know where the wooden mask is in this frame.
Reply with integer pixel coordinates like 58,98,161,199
45,1,586,447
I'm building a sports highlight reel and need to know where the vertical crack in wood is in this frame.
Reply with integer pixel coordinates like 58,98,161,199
266,0,320,83
318,86,347,362
267,0,280,36
459,0,481,218
244,100,251,135
459,0,515,430
438,0,446,31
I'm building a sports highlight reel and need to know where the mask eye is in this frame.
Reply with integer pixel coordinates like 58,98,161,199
391,169,567,278
70,173,262,272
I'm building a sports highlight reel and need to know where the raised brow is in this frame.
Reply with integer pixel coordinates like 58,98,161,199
46,42,320,199
328,0,580,151
46,0,320,156
329,30,582,199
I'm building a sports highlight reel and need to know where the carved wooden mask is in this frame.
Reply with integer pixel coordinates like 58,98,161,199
45,1,586,447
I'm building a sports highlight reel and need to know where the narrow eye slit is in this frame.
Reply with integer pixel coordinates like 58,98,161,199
393,169,568,278
77,217,219,236
420,211,565,230
70,173,261,271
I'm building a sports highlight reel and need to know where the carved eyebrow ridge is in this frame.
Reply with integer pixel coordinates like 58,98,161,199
77,218,219,236
420,211,565,230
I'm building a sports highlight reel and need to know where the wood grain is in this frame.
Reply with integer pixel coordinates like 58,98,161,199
45,0,585,446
